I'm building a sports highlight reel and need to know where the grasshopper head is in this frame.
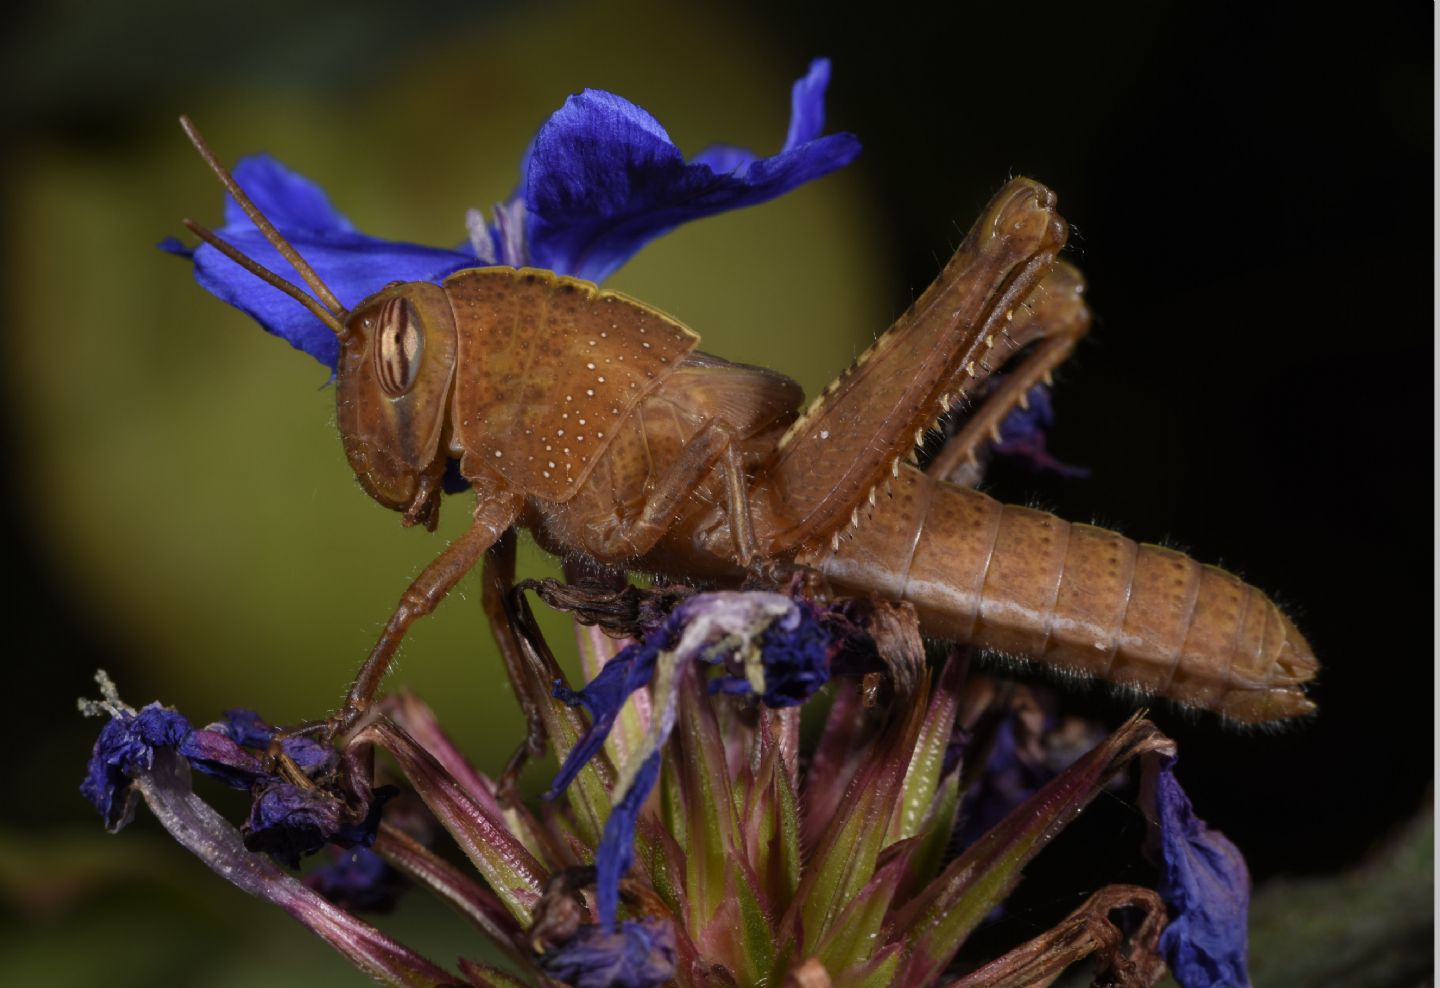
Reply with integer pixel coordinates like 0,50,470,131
335,282,458,531
177,118,460,531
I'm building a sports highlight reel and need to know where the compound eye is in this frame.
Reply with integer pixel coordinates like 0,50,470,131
374,297,424,396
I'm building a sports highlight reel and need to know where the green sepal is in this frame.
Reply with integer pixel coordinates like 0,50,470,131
891,714,1174,984
671,670,742,930
789,673,929,948
801,680,877,851
727,856,779,984
812,840,912,974
636,815,688,918
740,712,803,907
887,649,967,845
835,942,902,988
903,768,962,897
359,719,546,925
660,753,688,855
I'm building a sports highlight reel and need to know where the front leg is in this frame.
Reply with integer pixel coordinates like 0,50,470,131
335,491,520,731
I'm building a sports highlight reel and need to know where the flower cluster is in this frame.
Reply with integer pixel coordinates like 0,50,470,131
80,679,391,868
81,589,1249,987
92,60,1258,988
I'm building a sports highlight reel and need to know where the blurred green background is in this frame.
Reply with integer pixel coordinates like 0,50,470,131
3,1,1430,985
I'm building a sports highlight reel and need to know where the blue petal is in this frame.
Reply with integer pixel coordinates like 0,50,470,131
217,708,274,748
184,229,475,371
549,635,667,797
523,60,860,283
690,143,758,174
1151,758,1252,988
783,57,833,150
80,704,192,831
539,915,677,988
223,155,356,234
593,751,661,926
753,599,830,706
211,708,337,776
177,728,267,789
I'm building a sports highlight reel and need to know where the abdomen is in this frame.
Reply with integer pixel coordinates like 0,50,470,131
801,466,1317,723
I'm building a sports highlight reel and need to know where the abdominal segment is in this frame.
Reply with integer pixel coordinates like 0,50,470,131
803,466,1317,723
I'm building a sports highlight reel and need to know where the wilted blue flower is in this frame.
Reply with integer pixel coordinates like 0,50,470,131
80,682,386,870
165,59,858,371
176,726,268,789
538,916,677,988
179,708,336,787
990,384,1089,478
1147,756,1252,988
81,702,192,831
244,782,397,869
550,591,830,926
306,846,406,914
244,782,348,867
707,597,829,705
211,708,337,775
951,693,1107,853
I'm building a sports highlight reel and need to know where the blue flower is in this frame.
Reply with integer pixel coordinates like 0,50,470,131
549,591,830,927
538,916,677,988
591,751,662,929
81,702,192,831
1148,756,1252,988
165,59,858,371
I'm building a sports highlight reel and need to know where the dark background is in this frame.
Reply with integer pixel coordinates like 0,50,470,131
2,1,1431,984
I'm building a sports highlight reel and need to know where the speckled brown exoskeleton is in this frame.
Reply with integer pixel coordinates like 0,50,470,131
176,117,1317,732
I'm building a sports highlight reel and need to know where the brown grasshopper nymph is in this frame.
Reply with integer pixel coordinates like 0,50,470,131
176,117,1317,732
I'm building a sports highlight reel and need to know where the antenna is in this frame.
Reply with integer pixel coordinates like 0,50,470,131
182,219,347,336
179,115,347,330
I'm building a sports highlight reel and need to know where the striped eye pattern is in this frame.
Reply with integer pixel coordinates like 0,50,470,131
373,297,424,397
